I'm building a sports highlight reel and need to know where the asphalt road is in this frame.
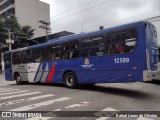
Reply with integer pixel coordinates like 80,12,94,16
0,74,160,120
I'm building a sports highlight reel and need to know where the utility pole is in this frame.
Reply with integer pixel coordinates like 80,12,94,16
39,20,50,41
3,28,14,51
1,28,14,74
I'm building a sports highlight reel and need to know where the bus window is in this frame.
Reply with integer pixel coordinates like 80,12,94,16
33,48,45,63
122,29,137,53
91,36,104,56
70,41,79,59
53,45,60,60
81,38,95,57
21,50,32,64
61,41,79,59
81,38,91,48
12,52,21,65
116,34,121,42
106,28,137,55
61,43,70,59
46,46,52,61
4,53,11,68
110,34,116,43
46,45,60,61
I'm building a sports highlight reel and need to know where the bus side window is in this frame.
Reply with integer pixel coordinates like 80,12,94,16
70,41,79,59
81,38,95,57
61,41,79,59
92,36,104,56
106,34,116,55
21,50,32,64
53,45,60,60
122,29,137,53
12,52,21,65
106,28,137,55
33,48,45,63
46,46,52,61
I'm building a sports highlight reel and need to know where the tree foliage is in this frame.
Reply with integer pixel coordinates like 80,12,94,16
0,15,35,49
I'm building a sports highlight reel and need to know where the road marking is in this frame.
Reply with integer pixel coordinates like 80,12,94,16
0,84,8,86
79,117,86,120
0,90,29,96
0,83,6,85
65,101,89,109
0,88,12,90
0,89,20,93
25,117,53,120
0,94,55,107
1,82,14,84
81,101,90,104
137,118,154,120
0,92,41,100
54,109,61,111
10,97,71,111
96,108,119,120
1,82,9,83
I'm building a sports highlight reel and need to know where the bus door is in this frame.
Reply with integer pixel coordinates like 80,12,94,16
4,52,13,80
146,23,159,71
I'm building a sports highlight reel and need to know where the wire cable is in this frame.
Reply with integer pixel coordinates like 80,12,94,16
51,0,114,23
51,0,98,19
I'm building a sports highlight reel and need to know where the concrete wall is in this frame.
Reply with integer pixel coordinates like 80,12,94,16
15,0,50,38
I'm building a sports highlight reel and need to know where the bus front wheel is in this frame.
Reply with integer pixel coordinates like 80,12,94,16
15,73,23,85
64,72,78,89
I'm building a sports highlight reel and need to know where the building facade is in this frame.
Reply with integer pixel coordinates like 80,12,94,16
0,0,50,73
0,0,50,38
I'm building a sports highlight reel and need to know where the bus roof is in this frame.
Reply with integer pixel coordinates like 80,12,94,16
7,20,149,53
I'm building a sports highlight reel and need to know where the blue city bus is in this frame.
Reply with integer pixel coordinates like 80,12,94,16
4,21,160,88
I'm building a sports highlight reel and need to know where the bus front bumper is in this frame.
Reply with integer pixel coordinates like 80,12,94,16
143,69,160,82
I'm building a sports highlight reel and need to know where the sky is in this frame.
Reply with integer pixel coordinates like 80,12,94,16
40,0,160,34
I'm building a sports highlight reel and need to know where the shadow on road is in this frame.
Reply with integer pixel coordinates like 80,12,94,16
150,80,160,85
8,82,152,100
9,82,66,88
79,85,152,100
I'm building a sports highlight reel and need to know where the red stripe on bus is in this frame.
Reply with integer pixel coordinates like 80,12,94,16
46,64,56,83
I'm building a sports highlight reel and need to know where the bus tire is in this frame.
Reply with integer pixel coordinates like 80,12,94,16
15,73,23,85
64,72,78,89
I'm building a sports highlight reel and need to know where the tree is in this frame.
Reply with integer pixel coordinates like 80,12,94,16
0,15,35,49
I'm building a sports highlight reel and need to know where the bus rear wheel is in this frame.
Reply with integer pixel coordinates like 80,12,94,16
64,72,78,89
15,73,23,85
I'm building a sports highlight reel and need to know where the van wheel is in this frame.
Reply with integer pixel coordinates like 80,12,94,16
64,72,78,89
15,74,23,85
